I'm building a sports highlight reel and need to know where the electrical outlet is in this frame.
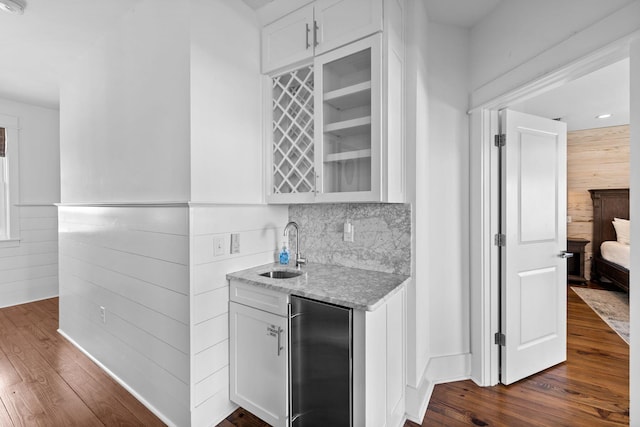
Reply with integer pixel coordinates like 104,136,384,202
230,233,240,254
214,237,225,256
99,306,106,324
343,222,354,242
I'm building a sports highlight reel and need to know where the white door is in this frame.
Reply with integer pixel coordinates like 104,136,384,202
500,109,568,385
229,302,289,427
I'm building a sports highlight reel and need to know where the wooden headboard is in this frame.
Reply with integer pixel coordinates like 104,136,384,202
589,188,629,259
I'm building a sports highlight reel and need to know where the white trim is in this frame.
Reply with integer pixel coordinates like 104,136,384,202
0,294,57,310
57,328,177,427
0,116,20,242
468,109,500,387
15,202,58,207
56,202,190,208
628,37,640,427
405,353,471,423
470,33,639,386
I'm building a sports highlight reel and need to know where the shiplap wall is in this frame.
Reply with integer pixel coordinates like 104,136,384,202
567,125,630,279
58,205,190,426
0,205,58,308
190,204,288,426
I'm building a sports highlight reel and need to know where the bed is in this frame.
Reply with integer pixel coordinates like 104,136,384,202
589,188,630,292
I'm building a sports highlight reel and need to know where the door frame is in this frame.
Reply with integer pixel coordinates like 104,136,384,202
469,36,636,386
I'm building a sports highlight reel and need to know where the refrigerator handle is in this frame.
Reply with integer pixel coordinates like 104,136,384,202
288,302,293,427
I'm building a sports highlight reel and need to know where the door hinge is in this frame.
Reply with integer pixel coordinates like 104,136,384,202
494,233,506,247
494,134,506,147
495,332,506,346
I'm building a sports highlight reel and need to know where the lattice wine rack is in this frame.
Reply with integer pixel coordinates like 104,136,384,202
272,65,315,194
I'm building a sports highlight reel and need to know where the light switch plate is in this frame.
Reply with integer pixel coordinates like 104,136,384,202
230,233,240,254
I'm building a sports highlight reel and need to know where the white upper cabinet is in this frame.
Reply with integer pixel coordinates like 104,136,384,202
264,0,404,204
262,4,315,75
261,0,382,74
314,0,383,56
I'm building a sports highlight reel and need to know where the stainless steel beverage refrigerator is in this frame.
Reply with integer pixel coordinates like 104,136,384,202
289,295,352,426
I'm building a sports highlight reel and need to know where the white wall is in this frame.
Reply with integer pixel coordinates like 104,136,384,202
190,0,264,204
59,0,191,204
0,99,60,204
403,0,429,408
404,7,472,421
427,22,470,359
470,0,633,91
0,98,59,307
470,0,640,107
58,1,193,425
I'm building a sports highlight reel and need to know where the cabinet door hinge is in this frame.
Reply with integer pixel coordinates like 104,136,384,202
494,234,506,247
494,134,506,147
495,332,506,346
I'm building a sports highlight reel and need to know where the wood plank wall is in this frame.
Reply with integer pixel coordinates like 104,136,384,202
58,206,190,426
0,206,58,308
190,205,287,425
567,125,630,279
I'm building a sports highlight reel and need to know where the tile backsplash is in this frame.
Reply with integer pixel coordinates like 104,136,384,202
288,203,411,275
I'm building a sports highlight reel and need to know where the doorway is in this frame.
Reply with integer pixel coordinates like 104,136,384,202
469,42,636,389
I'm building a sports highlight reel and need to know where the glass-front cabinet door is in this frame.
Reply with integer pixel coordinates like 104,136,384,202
314,34,381,202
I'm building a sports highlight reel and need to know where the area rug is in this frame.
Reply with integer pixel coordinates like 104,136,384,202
571,287,630,345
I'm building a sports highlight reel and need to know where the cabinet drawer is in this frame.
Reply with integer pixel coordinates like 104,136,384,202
230,280,289,316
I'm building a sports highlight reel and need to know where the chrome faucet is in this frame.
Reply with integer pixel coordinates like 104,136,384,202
284,221,306,269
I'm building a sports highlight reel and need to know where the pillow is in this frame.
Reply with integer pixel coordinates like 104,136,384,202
612,218,630,245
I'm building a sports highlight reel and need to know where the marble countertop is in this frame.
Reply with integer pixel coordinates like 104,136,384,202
226,262,409,311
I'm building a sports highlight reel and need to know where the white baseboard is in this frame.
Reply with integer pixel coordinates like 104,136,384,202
0,292,59,310
405,353,471,423
57,328,177,427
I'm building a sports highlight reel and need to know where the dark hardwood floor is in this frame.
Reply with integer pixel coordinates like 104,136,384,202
410,286,629,426
0,285,629,427
220,286,629,427
0,297,165,426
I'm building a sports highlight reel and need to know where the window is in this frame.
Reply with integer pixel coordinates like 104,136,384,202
0,114,20,246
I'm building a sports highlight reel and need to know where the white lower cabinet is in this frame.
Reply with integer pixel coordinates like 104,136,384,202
353,287,405,427
229,279,405,426
229,301,289,427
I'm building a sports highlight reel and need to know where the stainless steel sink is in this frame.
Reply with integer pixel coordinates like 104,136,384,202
259,270,303,279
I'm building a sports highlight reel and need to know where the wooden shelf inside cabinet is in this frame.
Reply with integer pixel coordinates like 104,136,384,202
325,149,372,162
324,81,372,110
324,116,371,137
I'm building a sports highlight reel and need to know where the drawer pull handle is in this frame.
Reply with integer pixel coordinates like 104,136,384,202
277,327,284,356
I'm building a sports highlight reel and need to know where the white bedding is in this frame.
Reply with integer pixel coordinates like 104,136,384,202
601,241,630,269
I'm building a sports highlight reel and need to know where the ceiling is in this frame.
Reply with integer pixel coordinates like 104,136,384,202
511,58,630,131
0,0,142,109
0,0,632,131
424,0,501,28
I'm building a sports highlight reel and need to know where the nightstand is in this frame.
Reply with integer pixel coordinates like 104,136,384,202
567,238,589,283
